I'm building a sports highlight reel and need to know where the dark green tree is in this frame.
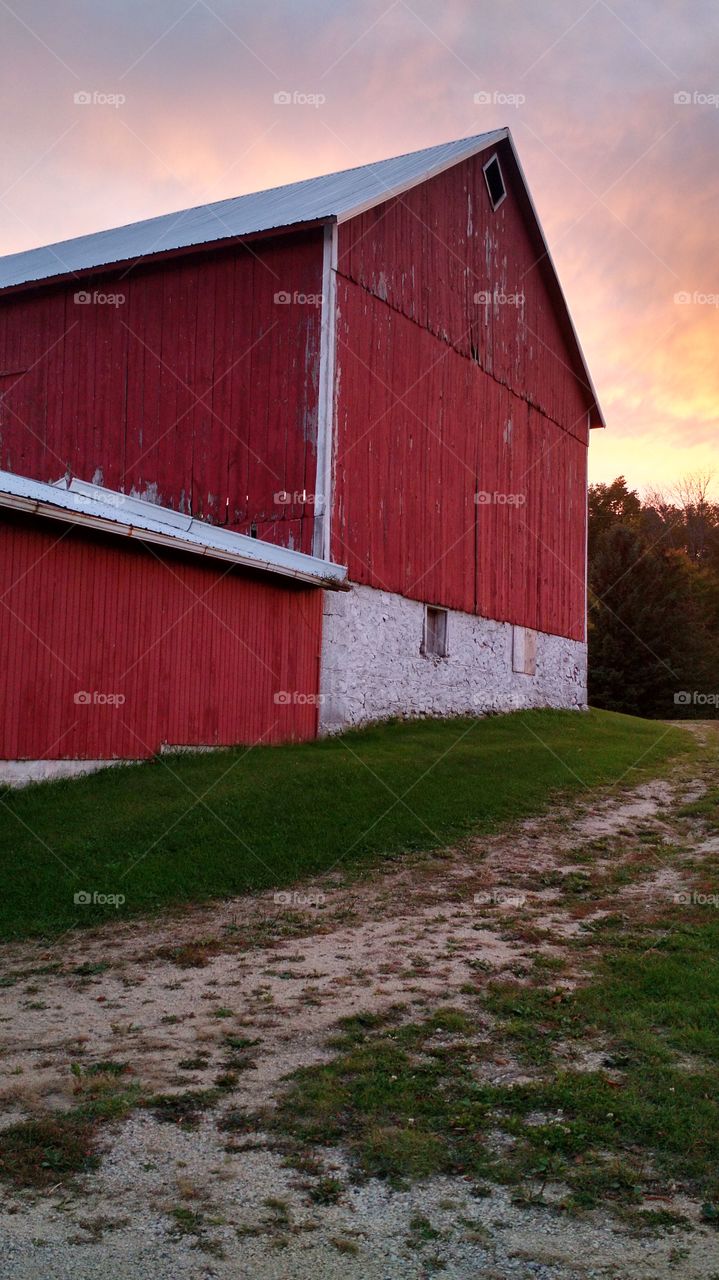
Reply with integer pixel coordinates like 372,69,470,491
589,526,690,716
588,476,719,719
588,476,642,542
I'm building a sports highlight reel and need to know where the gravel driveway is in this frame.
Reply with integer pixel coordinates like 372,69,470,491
2,728,718,1279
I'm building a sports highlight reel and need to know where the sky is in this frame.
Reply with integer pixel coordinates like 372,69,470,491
0,0,717,495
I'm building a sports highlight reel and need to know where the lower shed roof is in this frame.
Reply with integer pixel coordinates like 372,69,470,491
0,471,348,589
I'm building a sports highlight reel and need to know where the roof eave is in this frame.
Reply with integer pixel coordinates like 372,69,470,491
0,471,349,589
0,217,333,299
503,134,606,430
334,129,509,225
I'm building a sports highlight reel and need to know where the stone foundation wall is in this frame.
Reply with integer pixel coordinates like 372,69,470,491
319,584,587,733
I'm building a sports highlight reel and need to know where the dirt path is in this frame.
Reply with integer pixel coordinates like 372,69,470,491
1,726,718,1279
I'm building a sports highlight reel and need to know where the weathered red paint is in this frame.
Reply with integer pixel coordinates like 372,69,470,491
0,139,593,763
332,140,589,641
0,513,323,759
338,142,593,432
0,230,324,554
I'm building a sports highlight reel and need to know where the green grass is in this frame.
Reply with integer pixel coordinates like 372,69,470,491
144,1089,220,1128
0,1114,99,1188
678,789,719,827
0,1074,223,1192
483,916,719,1209
0,709,693,939
268,916,719,1212
0,1069,142,1189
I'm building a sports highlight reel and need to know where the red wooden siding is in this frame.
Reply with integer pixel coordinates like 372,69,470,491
0,231,324,554
337,142,592,434
0,513,323,759
332,143,589,641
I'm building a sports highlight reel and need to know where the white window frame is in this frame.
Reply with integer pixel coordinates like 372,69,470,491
422,605,449,658
482,153,507,211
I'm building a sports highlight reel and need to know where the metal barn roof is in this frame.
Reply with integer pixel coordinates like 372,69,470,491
0,129,604,426
0,131,507,290
0,470,348,588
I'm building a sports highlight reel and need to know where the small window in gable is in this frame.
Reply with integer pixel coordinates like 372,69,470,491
483,154,506,211
422,605,448,658
512,625,537,676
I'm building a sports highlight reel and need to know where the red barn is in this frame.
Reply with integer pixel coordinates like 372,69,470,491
0,129,603,782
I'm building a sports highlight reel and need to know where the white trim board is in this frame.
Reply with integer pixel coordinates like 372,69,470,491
313,222,338,560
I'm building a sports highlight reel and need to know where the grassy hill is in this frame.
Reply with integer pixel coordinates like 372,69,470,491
0,709,694,939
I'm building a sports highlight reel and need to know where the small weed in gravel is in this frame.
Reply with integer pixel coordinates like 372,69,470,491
330,1235,359,1254
217,1107,254,1134
407,1213,443,1244
145,1089,220,1128
306,1176,343,1205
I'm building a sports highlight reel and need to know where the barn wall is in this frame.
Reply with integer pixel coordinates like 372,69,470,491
0,231,324,554
331,279,587,641
337,142,592,432
332,141,590,643
320,583,587,733
0,512,323,762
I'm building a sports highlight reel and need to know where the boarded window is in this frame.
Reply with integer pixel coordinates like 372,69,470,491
512,625,537,676
422,606,448,658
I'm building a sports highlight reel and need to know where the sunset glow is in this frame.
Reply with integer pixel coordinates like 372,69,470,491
1,0,717,495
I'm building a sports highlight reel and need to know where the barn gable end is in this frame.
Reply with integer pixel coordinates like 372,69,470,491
336,140,595,433
320,138,593,730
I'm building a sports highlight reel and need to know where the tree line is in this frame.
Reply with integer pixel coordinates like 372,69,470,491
588,474,719,719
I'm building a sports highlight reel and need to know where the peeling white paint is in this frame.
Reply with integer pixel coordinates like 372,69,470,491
319,583,587,734
129,480,161,506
